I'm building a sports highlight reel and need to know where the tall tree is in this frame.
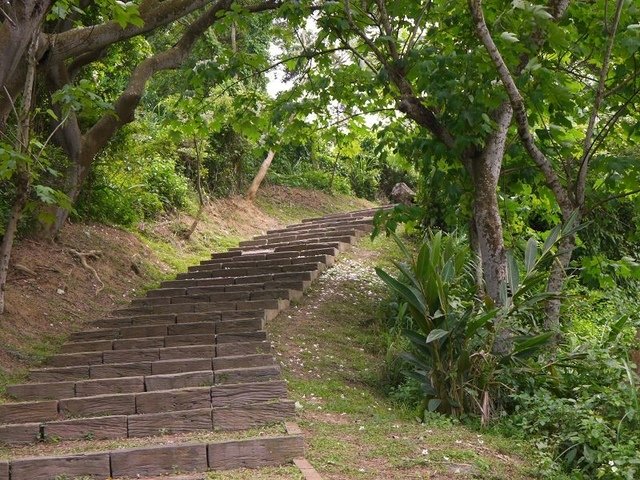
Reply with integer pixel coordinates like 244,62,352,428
469,0,639,328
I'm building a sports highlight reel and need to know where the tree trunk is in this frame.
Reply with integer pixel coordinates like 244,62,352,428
0,174,30,314
246,150,275,201
0,1,51,119
0,31,39,314
468,218,485,299
184,138,205,239
469,102,512,305
544,221,577,332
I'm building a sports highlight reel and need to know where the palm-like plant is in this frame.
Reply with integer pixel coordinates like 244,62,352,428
376,218,579,421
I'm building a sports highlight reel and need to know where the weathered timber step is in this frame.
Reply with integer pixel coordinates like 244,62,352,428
8,354,276,401
111,298,290,318
69,316,264,344
132,287,303,309
0,433,303,479
229,234,357,252
59,329,267,356
187,254,335,274
203,246,339,266
166,270,318,287
175,261,324,281
0,396,294,446
299,205,390,223
257,222,372,239
1,374,285,426
238,228,364,248
31,341,272,381
154,271,316,292
137,289,301,309
267,218,375,235
160,276,311,292
92,309,267,329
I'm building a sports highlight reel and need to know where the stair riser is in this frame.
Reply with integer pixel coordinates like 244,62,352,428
230,235,356,252
69,317,264,343
0,400,294,446
187,254,334,274
175,262,323,281
201,246,339,266
239,229,362,247
1,434,303,479
31,341,271,381
132,287,303,308
61,330,267,355
1,372,283,426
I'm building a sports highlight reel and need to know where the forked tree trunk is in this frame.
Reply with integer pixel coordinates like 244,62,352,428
246,150,275,202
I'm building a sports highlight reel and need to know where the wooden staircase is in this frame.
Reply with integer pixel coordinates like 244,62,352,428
0,206,387,479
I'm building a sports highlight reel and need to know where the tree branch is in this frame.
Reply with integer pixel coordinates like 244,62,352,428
468,0,574,217
577,0,625,206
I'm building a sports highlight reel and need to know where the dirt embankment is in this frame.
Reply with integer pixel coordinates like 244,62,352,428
0,186,374,384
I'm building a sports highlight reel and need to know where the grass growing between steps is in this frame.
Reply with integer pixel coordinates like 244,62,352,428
269,235,539,480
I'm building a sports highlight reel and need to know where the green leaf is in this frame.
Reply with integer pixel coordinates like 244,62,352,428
376,267,427,318
426,328,449,344
524,237,538,273
500,32,519,43
507,250,520,293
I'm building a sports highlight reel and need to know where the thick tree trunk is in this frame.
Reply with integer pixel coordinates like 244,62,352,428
246,150,275,201
38,0,279,239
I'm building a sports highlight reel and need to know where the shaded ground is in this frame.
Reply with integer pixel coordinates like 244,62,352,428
269,236,538,479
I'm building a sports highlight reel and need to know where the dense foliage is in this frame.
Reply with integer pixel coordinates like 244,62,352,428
0,0,639,477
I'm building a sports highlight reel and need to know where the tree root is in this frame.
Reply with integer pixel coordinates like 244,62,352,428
66,248,104,294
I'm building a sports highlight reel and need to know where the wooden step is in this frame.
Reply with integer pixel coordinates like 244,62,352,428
31,341,272,381
230,235,357,253
133,287,302,308
7,353,275,401
69,317,265,343
110,299,288,320
238,228,363,248
1,374,285,428
203,246,339,265
93,309,266,329
188,255,334,274
1,432,303,478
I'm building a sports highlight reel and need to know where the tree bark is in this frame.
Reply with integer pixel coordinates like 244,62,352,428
246,150,275,201
0,1,51,105
184,137,206,239
0,31,39,314
469,102,512,305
